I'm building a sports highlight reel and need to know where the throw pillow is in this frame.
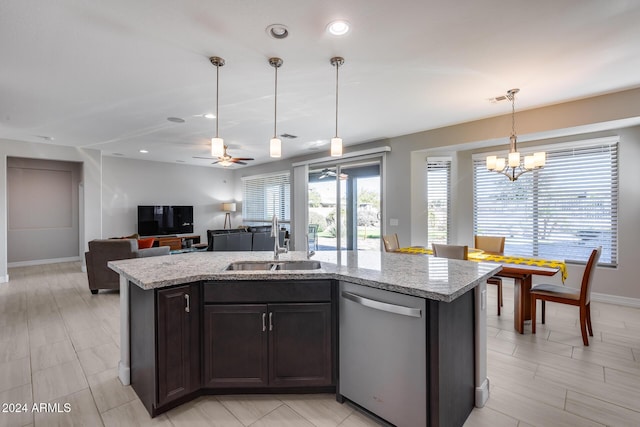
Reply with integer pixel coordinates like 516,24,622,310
137,237,155,249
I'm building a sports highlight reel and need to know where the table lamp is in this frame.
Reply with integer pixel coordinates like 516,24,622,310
222,202,236,229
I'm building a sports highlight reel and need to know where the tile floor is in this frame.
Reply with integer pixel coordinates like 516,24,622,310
0,262,639,426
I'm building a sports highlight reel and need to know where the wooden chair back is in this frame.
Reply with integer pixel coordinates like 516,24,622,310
581,246,602,305
432,244,468,260
382,234,400,252
474,235,505,254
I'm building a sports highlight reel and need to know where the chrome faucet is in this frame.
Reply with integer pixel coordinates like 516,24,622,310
271,215,287,260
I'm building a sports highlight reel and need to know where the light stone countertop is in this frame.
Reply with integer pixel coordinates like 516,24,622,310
108,250,501,302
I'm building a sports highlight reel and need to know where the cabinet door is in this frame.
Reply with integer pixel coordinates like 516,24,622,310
269,303,333,387
203,304,269,388
157,284,200,406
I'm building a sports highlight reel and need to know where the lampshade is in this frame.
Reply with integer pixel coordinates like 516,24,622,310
222,202,236,212
211,137,224,157
270,137,282,158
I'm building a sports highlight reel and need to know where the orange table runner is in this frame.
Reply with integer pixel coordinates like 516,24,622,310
396,247,567,282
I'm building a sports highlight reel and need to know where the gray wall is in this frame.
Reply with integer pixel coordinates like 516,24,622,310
7,157,81,264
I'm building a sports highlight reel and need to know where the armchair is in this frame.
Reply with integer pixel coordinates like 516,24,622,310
85,239,169,294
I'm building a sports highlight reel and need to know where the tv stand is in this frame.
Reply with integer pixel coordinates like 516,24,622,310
154,235,201,250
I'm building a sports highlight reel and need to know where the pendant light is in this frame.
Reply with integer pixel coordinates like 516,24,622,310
269,57,283,158
486,88,546,181
330,56,344,157
209,56,225,158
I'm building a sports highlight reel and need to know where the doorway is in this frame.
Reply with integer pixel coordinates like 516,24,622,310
308,160,381,251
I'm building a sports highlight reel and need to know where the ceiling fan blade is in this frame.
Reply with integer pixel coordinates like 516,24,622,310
210,160,220,165
232,157,254,161
193,156,215,160
234,161,248,165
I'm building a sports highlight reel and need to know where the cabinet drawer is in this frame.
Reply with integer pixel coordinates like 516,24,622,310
204,280,332,303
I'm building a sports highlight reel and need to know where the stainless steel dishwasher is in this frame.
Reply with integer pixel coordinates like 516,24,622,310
338,281,427,427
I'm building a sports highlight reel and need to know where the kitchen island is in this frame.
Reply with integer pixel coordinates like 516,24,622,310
109,250,500,426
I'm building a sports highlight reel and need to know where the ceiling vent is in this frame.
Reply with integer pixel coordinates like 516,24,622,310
489,95,508,103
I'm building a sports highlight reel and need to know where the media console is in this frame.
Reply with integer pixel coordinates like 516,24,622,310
153,235,202,250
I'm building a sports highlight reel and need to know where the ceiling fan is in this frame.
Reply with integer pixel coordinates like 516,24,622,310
318,168,348,180
193,145,254,167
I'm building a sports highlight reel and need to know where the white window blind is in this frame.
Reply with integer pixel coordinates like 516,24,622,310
427,157,451,245
242,172,291,223
473,140,618,265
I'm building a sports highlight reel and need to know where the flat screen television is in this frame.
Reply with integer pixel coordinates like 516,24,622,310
137,205,193,236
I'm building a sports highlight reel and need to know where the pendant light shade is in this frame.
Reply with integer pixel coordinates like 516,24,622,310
269,57,283,158
209,56,225,158
330,56,344,157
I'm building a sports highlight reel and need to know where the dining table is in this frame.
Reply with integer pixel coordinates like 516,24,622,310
396,247,566,334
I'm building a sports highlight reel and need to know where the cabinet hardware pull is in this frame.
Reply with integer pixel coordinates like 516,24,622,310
262,313,267,332
184,294,190,313
269,312,273,331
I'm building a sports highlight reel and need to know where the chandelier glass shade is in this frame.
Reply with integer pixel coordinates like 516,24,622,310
486,89,545,181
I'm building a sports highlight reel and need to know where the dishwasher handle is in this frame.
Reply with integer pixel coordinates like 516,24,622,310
341,291,422,318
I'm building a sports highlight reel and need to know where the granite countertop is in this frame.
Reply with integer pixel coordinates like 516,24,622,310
108,250,501,302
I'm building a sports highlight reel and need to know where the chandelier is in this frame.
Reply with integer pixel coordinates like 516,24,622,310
209,56,225,158
330,56,344,157
486,89,545,181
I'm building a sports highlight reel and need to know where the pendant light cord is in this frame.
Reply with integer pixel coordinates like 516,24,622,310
274,64,278,138
215,63,220,138
334,60,339,138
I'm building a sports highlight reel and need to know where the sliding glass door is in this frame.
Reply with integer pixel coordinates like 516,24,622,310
308,159,381,251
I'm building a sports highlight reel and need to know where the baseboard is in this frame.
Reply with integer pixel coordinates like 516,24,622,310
591,292,640,308
7,256,82,268
0,274,8,284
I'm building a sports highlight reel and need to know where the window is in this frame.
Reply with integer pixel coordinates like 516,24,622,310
242,172,291,225
427,157,451,245
473,138,618,265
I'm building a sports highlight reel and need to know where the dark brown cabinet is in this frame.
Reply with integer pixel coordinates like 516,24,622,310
156,284,201,406
269,303,332,387
203,304,269,388
130,282,200,416
202,280,334,390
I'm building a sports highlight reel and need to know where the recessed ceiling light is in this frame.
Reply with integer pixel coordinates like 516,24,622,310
139,149,149,154
327,20,350,36
167,117,185,123
203,113,215,119
266,24,289,39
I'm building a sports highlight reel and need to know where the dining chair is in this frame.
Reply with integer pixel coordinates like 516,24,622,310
382,234,400,252
530,246,601,346
474,235,505,316
431,243,468,260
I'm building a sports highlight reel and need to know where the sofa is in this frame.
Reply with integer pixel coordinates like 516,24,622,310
85,239,169,294
207,227,286,251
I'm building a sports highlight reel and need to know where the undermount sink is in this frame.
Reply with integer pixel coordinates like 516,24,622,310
273,261,322,270
225,261,275,271
224,260,322,271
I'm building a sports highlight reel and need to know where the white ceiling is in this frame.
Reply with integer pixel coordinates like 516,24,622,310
2,0,640,167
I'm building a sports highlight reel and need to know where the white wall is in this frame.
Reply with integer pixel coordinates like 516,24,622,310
0,139,102,282
101,157,236,241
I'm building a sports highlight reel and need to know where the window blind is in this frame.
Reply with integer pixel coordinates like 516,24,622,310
242,172,291,223
473,140,618,265
427,157,451,245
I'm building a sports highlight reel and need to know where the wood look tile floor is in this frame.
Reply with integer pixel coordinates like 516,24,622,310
0,262,638,427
